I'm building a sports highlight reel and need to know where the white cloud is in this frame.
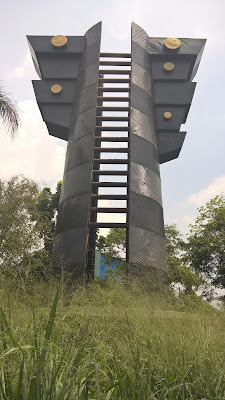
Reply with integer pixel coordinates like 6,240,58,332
173,215,196,236
187,176,225,206
0,100,66,189
10,51,33,79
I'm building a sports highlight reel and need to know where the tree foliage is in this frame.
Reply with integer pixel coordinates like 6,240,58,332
0,83,20,139
97,228,126,267
0,176,40,279
36,181,62,254
186,194,225,289
0,176,62,282
97,225,203,294
1,173,225,297
165,224,203,294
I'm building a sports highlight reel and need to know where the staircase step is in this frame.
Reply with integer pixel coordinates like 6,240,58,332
96,106,130,112
94,159,129,164
97,96,130,102
99,69,130,75
96,115,129,121
90,222,128,228
92,182,128,187
98,78,131,83
92,170,129,175
91,194,128,200
100,53,131,58
100,61,131,66
94,147,128,153
91,207,127,213
95,126,129,131
98,87,130,93
95,137,129,142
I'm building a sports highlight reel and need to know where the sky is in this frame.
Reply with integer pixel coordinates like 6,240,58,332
1,0,225,237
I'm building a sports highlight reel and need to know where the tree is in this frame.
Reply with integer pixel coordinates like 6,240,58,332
186,194,225,290
36,180,62,255
33,181,62,273
0,83,20,139
0,176,41,281
0,176,62,283
97,228,126,264
165,224,203,295
97,225,202,293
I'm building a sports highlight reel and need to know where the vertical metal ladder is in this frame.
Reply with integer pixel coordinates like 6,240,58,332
87,52,131,277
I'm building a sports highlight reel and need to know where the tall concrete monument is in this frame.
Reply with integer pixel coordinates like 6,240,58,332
27,23,206,280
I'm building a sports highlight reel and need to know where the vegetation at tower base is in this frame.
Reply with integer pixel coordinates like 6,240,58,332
165,224,203,295
0,176,61,284
0,174,225,300
0,83,20,139
0,177,225,397
186,195,225,294
0,276,224,398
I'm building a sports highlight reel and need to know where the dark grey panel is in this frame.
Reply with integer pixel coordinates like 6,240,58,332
130,108,157,149
129,226,167,272
56,193,89,234
131,41,149,70
151,57,191,81
155,106,188,130
27,36,85,54
130,83,153,118
130,134,160,176
148,37,206,56
68,107,96,144
190,40,206,81
157,131,186,164
131,22,148,49
160,149,181,164
59,162,92,204
64,134,93,173
36,54,81,79
46,122,68,141
130,162,162,205
52,227,87,274
131,62,151,94
148,37,206,81
41,104,73,128
32,80,76,103
154,82,196,105
129,192,164,236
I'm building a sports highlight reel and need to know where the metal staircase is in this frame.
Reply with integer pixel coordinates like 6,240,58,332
87,53,131,276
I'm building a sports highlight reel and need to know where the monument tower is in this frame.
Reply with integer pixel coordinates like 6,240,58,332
27,23,206,279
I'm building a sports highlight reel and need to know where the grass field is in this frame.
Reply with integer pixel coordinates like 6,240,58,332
0,276,225,399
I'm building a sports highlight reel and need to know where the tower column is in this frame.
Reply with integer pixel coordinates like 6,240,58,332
128,23,167,277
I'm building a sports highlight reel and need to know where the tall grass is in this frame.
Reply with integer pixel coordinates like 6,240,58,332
0,276,224,399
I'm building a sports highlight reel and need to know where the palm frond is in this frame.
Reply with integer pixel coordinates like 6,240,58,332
0,84,20,139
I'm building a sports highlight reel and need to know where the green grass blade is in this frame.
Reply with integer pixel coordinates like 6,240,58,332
0,377,9,400
16,356,24,399
0,309,24,355
95,364,101,400
39,280,61,368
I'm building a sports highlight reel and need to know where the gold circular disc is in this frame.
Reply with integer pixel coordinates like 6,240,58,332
51,84,62,94
51,35,67,47
164,62,175,71
164,37,181,50
164,112,172,119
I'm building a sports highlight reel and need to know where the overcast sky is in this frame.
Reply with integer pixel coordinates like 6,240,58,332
1,0,225,236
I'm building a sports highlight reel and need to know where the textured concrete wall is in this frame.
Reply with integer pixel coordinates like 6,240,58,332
128,23,168,276
52,23,101,278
